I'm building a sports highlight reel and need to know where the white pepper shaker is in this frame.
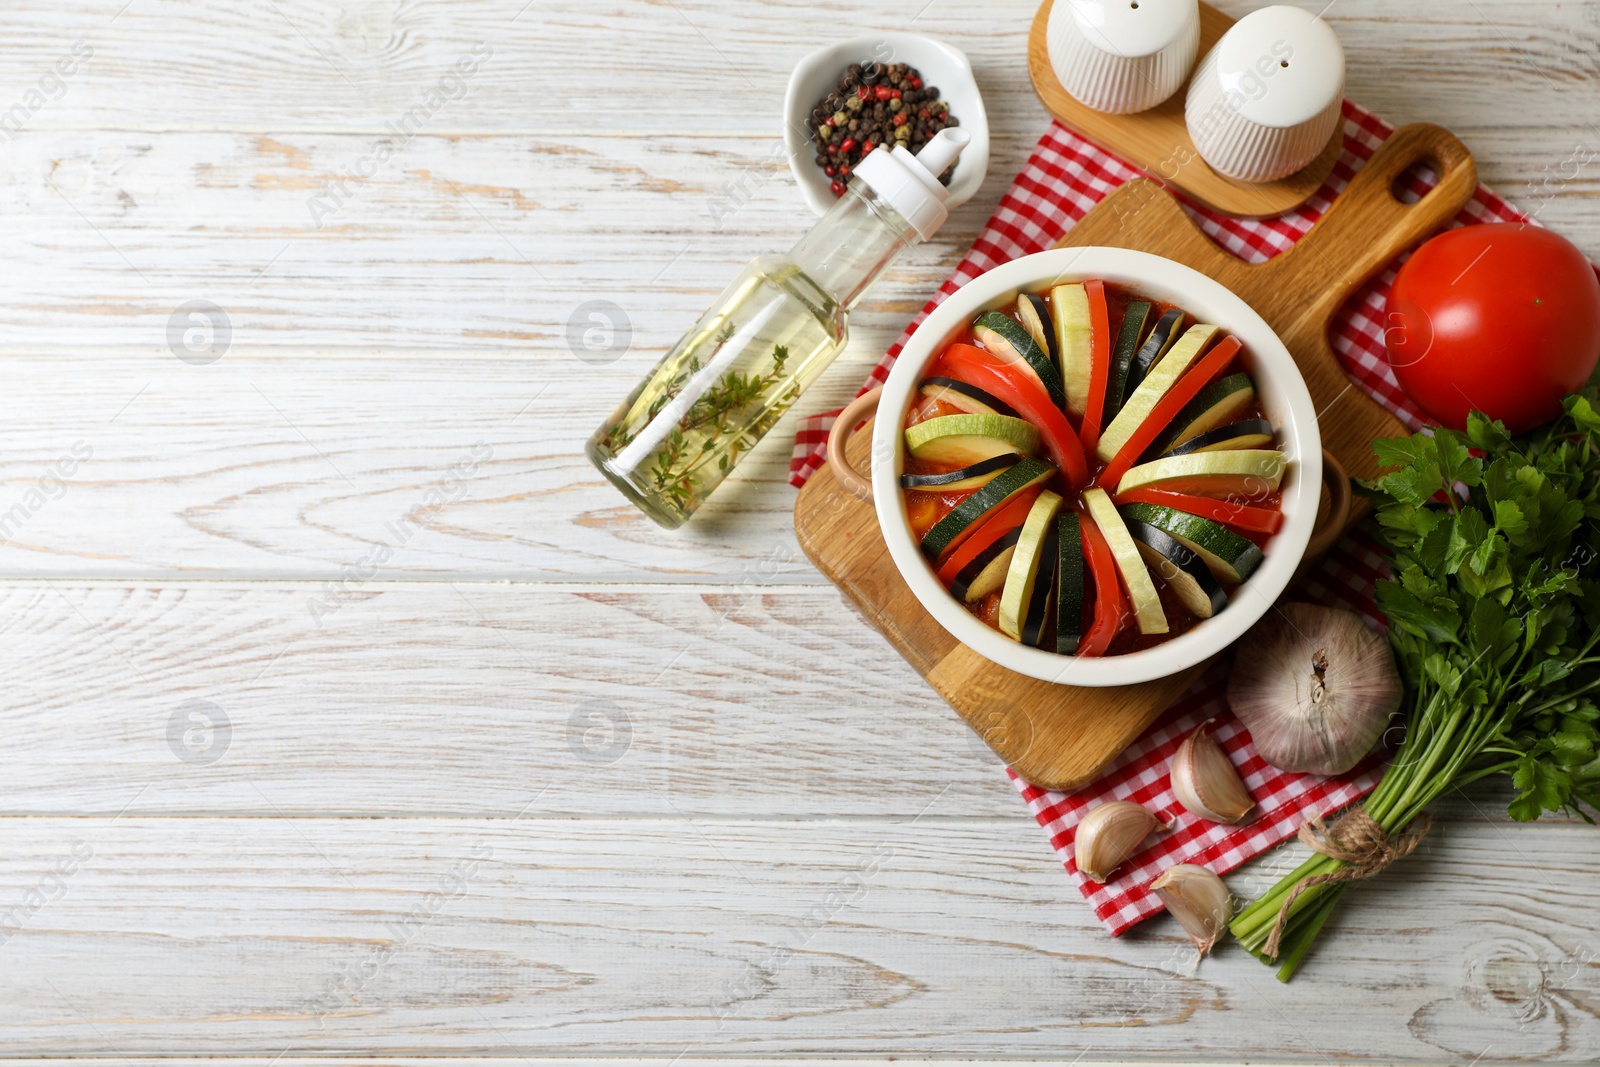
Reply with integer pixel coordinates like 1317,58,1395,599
1047,0,1201,115
1185,5,1345,183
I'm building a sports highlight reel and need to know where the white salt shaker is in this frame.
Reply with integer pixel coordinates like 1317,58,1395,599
1184,5,1345,183
1047,0,1201,115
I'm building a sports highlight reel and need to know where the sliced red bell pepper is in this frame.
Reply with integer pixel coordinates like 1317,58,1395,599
1077,281,1112,453
934,485,1043,586
1111,487,1285,535
929,343,1088,488
1097,335,1243,493
1077,508,1130,657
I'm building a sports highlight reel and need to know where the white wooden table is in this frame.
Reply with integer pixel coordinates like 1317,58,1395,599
2,1,1597,1063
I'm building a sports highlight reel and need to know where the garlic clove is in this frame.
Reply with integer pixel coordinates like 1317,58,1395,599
1151,863,1233,958
1073,801,1173,883
1171,720,1255,824
1226,602,1402,775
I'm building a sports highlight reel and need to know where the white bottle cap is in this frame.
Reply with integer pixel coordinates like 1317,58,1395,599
853,128,972,241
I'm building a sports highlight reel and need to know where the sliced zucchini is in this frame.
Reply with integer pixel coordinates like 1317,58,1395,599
1049,283,1092,416
949,528,1022,602
920,457,1055,561
1105,300,1151,423
973,311,1067,410
905,413,1040,466
1163,419,1274,458
1145,373,1256,458
1020,522,1059,648
1096,323,1222,463
899,453,1021,492
1119,502,1265,582
1115,449,1286,498
1124,307,1184,398
1055,512,1084,655
1127,521,1228,619
1082,488,1167,635
918,376,1020,418
1016,293,1059,362
999,490,1064,640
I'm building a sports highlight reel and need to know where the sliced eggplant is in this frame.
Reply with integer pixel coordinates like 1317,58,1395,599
1123,307,1184,398
1096,323,1222,463
1118,501,1265,582
905,413,1040,466
1054,511,1084,655
1049,283,1092,417
1020,522,1060,648
999,490,1064,640
950,528,1022,602
1162,419,1274,458
920,457,1054,561
973,311,1067,410
899,453,1021,492
1082,488,1167,635
1105,300,1151,424
1127,520,1228,619
1016,293,1058,362
1144,372,1256,459
918,376,1020,419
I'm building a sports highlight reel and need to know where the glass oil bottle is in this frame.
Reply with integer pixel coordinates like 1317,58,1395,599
587,128,971,529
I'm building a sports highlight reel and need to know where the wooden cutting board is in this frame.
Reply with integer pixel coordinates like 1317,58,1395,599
794,123,1477,791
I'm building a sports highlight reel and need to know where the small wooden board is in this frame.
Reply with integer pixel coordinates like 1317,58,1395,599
794,123,1476,791
1027,0,1343,218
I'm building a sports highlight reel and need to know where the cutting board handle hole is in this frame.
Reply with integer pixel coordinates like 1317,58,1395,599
1390,156,1442,206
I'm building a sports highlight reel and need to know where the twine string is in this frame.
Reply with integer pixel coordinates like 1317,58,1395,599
1263,808,1433,960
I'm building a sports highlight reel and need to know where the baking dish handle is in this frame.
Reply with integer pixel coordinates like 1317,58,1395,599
825,386,883,501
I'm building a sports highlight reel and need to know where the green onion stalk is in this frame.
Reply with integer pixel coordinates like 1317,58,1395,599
1231,397,1600,980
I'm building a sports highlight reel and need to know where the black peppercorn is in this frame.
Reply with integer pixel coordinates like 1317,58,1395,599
806,59,959,197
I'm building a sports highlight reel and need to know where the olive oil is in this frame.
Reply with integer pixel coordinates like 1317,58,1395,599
587,128,972,528
587,258,844,528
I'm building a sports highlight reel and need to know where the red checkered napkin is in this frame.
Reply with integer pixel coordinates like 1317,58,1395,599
791,101,1534,935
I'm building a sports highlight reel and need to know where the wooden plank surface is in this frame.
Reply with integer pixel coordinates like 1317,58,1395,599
0,579,1569,825
1,0,1599,1062
0,818,1597,1060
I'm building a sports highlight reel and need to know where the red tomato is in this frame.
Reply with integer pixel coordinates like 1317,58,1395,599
1384,223,1600,433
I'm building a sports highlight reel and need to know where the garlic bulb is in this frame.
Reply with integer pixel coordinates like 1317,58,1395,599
1074,801,1172,883
1226,602,1402,775
1171,720,1255,824
1151,863,1233,958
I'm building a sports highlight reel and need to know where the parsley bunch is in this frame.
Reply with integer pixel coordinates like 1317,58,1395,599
1231,393,1600,979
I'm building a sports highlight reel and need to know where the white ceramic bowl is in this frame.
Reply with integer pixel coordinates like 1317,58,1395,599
784,34,989,216
869,248,1320,687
